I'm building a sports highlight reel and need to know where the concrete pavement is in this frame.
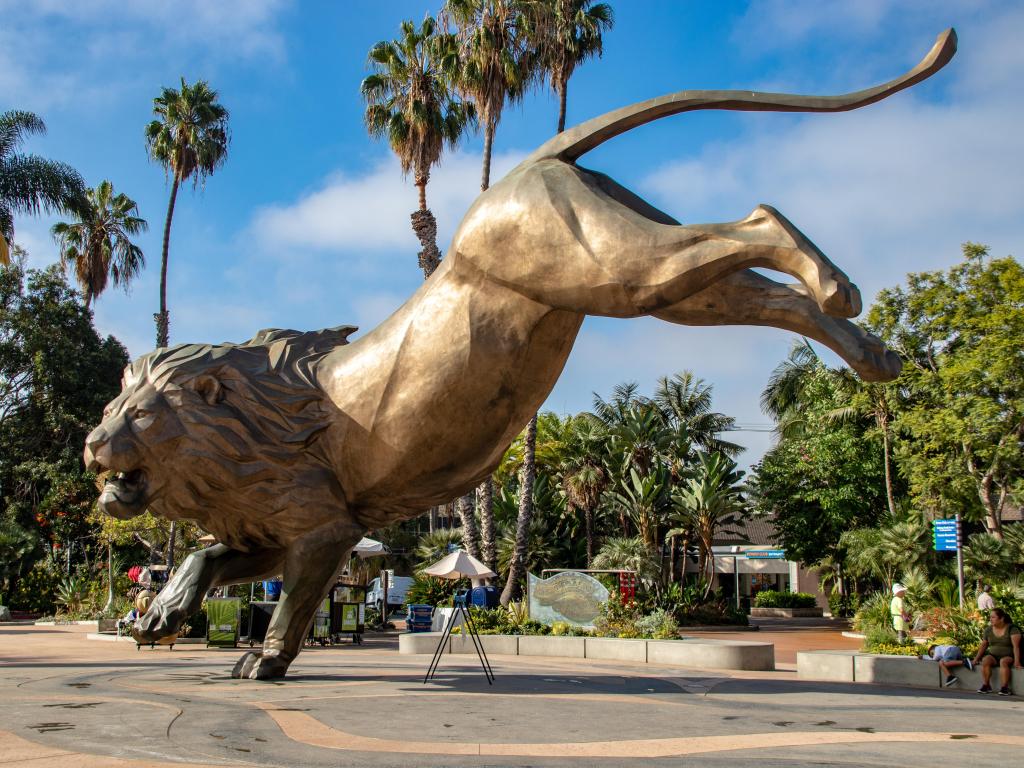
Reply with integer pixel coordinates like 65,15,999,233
2,622,1021,767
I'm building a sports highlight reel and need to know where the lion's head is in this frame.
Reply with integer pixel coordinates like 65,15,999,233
84,325,356,550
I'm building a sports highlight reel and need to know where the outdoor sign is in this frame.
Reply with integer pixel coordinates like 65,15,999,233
340,603,359,632
745,550,786,560
528,571,609,629
933,519,959,552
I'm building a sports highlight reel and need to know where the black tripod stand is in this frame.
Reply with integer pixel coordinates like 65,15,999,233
423,595,494,685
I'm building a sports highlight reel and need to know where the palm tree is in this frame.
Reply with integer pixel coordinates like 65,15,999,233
666,452,746,597
654,372,741,458
608,467,668,554
501,412,537,604
145,78,230,349
592,536,660,586
532,0,613,133
559,416,608,565
52,181,147,307
414,528,464,570
444,0,536,192
362,16,475,278
0,110,85,266
145,78,229,571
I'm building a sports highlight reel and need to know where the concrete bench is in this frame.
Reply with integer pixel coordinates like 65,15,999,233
798,650,1024,693
399,632,774,671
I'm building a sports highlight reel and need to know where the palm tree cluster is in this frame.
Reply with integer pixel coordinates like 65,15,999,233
362,0,615,605
445,373,749,602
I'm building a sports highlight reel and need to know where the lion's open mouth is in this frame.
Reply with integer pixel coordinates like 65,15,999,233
99,469,149,518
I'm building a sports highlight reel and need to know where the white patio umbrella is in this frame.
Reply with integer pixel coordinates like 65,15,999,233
422,549,496,580
353,537,389,559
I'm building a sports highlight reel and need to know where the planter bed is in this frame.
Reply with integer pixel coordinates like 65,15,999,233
400,632,774,671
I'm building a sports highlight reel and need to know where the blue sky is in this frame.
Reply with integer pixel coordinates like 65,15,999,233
3,1,1021,468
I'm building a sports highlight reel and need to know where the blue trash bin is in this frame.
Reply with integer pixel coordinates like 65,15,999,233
468,586,499,608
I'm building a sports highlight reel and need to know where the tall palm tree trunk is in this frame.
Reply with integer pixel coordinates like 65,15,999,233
584,505,595,567
501,414,537,605
556,79,568,134
457,491,482,558
157,174,181,570
478,478,496,571
155,174,180,349
481,121,494,192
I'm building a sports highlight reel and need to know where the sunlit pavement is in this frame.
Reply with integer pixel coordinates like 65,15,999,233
2,623,1021,768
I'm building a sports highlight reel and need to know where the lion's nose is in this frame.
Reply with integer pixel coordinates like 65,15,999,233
84,426,111,473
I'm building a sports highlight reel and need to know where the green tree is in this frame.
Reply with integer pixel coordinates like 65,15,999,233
0,110,85,265
532,0,613,133
51,180,147,307
666,452,746,596
0,261,128,594
145,78,230,349
868,245,1024,536
592,536,660,585
558,415,608,565
753,343,891,576
362,15,475,278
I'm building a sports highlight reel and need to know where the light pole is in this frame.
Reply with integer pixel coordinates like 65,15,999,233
731,545,741,610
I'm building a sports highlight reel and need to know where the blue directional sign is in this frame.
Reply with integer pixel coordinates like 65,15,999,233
932,519,959,552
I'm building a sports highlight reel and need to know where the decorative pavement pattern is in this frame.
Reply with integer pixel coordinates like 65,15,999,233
2,623,1021,767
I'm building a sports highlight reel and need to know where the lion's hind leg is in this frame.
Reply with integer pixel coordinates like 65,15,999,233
133,544,284,644
232,519,364,680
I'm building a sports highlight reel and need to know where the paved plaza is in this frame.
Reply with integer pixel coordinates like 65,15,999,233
2,622,1021,768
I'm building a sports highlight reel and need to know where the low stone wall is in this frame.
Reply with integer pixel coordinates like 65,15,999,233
798,650,1024,693
400,632,774,671
750,607,823,618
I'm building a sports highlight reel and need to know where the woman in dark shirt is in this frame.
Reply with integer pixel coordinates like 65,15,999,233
972,607,1022,695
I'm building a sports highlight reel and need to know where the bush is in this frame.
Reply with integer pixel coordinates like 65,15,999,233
866,642,921,656
634,608,679,640
754,590,817,609
404,572,458,608
8,561,64,613
853,592,893,635
828,592,859,618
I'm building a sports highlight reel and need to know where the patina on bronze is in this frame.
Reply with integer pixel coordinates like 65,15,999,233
84,30,956,679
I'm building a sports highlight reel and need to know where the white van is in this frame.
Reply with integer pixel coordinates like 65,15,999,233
365,575,414,615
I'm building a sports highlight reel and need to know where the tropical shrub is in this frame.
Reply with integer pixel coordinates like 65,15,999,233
404,572,458,607
852,591,893,635
634,608,679,639
753,590,817,609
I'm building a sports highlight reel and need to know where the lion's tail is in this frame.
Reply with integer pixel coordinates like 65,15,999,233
527,28,955,164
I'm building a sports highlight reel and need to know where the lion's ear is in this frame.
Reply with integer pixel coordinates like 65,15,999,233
190,375,224,406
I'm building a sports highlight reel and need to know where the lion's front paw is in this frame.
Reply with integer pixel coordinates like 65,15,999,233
231,651,290,680
132,605,182,644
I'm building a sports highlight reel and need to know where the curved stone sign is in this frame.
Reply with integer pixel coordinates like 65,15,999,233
528,571,610,628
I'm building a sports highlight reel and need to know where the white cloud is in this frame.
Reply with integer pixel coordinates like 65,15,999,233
250,150,526,255
0,0,289,110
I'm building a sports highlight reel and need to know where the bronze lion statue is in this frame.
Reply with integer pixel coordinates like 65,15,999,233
85,30,954,679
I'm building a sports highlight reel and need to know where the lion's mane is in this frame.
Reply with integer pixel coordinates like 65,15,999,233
130,325,357,551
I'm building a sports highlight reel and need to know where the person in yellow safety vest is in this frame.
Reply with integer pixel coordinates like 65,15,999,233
890,583,910,643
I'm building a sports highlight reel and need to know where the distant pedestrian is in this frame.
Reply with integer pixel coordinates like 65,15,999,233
921,643,973,687
890,583,910,643
977,584,995,611
972,607,1022,696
